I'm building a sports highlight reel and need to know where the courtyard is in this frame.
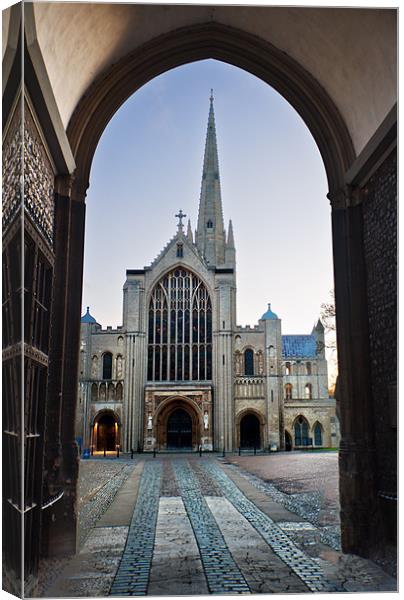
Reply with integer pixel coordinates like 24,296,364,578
39,451,396,597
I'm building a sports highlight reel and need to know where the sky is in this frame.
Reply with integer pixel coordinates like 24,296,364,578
83,59,334,340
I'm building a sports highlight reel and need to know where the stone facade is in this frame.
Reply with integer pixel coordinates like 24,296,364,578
76,97,338,454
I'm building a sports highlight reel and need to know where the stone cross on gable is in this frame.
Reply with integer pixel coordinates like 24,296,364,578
175,209,187,231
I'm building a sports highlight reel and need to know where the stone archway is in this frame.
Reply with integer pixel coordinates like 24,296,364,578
240,413,261,449
236,409,265,450
92,410,120,452
285,430,293,451
13,6,395,569
67,22,354,195
155,398,202,452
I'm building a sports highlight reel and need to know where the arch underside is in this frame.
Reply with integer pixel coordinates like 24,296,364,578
67,22,355,197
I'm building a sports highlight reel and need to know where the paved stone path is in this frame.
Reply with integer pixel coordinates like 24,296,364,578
44,454,397,597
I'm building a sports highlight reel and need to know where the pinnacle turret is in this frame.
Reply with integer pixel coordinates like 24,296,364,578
195,91,226,265
187,219,193,243
227,219,235,248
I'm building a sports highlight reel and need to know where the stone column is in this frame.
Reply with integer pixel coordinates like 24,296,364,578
42,174,87,557
329,186,377,557
123,277,146,452
213,278,235,451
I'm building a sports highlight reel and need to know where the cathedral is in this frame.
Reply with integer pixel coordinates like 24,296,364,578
77,95,339,454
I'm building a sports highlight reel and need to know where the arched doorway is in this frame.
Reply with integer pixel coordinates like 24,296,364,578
285,430,293,451
167,408,192,449
155,398,202,451
93,412,119,451
240,413,261,449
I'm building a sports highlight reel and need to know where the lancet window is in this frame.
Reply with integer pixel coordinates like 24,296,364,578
244,349,254,376
147,268,212,381
294,416,309,446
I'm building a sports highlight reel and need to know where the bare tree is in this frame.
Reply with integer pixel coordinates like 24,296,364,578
321,290,338,393
320,289,336,348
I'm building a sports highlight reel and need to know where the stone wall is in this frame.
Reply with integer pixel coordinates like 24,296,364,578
362,149,397,501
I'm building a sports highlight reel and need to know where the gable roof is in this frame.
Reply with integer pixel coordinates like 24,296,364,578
282,335,317,358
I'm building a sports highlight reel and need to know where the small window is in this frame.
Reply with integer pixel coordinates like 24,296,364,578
176,243,183,258
207,220,213,229
304,383,312,399
285,383,292,400
103,352,113,380
306,361,312,375
285,362,291,375
244,349,254,376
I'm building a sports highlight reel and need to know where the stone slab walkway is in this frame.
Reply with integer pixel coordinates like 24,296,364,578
43,454,397,597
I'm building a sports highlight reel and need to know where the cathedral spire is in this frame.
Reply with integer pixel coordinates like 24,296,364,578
195,91,226,265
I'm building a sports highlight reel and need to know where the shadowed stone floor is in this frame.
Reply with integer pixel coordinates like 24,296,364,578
41,453,397,597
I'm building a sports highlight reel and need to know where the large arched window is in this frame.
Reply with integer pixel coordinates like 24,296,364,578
102,352,113,379
147,268,212,381
244,349,254,376
294,416,309,446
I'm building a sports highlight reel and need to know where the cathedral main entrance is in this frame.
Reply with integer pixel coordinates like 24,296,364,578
167,408,192,449
147,391,213,452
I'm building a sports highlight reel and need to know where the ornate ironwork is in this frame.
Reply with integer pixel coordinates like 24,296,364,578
24,105,55,246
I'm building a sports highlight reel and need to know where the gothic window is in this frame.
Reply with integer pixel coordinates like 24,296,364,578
306,361,312,375
304,383,312,399
285,362,291,375
294,416,309,446
147,268,212,381
116,382,123,401
244,349,254,376
91,355,99,378
176,243,183,258
285,383,293,400
207,220,213,228
102,352,113,380
314,422,323,446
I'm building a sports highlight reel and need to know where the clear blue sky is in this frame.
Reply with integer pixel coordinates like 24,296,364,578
83,59,333,336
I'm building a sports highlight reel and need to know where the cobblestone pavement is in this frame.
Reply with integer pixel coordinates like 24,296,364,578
44,453,397,597
37,458,135,596
224,452,341,552
78,460,134,547
110,461,162,596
